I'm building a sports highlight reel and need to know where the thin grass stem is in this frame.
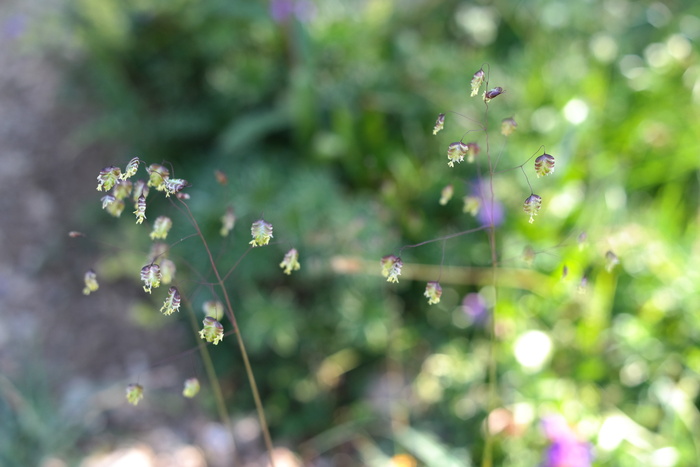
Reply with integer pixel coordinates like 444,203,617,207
178,199,277,467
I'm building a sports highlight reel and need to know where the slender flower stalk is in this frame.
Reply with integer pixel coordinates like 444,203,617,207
90,159,270,465
481,69,500,467
177,199,277,466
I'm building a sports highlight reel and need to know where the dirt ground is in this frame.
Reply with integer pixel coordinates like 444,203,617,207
0,3,268,466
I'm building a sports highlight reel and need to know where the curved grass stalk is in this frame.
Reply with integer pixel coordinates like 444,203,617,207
481,104,499,467
182,297,239,459
178,199,277,467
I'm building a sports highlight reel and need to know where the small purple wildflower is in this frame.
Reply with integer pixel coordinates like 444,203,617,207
541,415,593,467
471,181,504,227
462,293,488,326
269,0,314,23
477,197,504,227
3,15,27,40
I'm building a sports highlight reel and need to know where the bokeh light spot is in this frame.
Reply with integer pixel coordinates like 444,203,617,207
514,330,552,372
563,99,589,125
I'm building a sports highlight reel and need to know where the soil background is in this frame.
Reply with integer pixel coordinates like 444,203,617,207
0,3,251,466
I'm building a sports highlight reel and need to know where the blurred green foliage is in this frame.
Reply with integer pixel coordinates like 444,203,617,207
0,356,84,466
44,0,700,465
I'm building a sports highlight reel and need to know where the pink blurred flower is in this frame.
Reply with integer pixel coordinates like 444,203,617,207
269,0,315,23
541,415,592,467
471,181,504,227
462,293,488,326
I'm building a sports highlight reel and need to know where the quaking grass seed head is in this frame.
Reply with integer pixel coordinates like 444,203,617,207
199,317,224,345
121,157,140,180
150,216,172,240
483,86,505,102
112,180,132,200
439,185,454,205
280,248,301,275
534,153,556,177
164,178,190,197
523,194,542,224
501,117,517,136
464,142,480,163
470,68,485,97
96,166,121,192
380,255,403,283
203,301,224,321
183,378,200,398
82,269,99,295
147,164,169,191
447,142,467,167
133,195,147,224
433,113,445,135
250,220,273,247
160,286,181,315
424,281,442,305
125,384,144,406
140,263,161,293
220,207,236,237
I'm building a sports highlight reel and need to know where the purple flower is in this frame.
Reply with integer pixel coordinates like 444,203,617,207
477,196,504,227
269,0,314,23
462,293,489,326
3,15,27,40
541,415,593,467
471,181,504,227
